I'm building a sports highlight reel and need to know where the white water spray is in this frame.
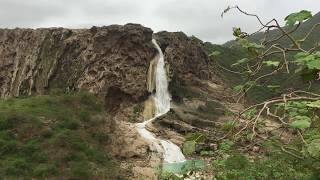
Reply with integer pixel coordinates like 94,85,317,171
136,39,186,163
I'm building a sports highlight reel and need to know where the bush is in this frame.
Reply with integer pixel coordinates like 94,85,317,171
70,161,91,179
32,164,57,177
213,152,313,179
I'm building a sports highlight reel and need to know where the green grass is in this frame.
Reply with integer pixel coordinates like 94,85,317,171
0,91,121,179
211,142,317,180
212,153,311,180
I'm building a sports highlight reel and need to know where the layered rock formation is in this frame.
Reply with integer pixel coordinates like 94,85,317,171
0,24,155,107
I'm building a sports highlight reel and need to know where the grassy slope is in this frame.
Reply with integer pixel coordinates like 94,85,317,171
0,91,121,179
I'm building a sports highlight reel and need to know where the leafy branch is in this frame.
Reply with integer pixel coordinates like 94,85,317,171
220,6,320,161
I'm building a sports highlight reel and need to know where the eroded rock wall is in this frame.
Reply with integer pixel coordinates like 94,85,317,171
0,24,155,103
154,31,212,83
0,24,219,112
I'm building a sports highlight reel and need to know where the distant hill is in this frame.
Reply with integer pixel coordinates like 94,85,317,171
225,11,320,48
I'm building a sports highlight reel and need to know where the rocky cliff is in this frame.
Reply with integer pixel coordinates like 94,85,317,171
0,24,153,101
0,24,216,110
154,31,224,102
155,31,210,81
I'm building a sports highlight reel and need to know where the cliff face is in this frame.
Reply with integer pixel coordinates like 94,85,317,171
154,31,211,82
0,24,155,102
0,24,215,109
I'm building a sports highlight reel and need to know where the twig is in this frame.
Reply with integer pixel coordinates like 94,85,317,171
297,130,307,145
266,107,288,125
240,96,319,115
215,60,243,75
281,146,304,159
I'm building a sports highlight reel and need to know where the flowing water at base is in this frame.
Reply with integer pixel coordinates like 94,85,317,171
162,160,205,173
136,39,186,164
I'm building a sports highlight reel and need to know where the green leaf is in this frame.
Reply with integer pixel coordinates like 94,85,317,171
294,51,320,70
233,85,244,93
295,52,309,59
294,102,308,108
307,100,320,108
219,140,234,151
289,111,299,117
200,150,214,156
285,10,312,26
185,133,205,143
183,141,196,155
263,60,280,67
209,51,221,57
233,27,247,38
306,59,320,70
233,27,242,37
244,108,257,119
231,58,249,67
245,42,264,49
290,117,311,129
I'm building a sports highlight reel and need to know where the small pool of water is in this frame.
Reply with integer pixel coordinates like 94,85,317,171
162,160,206,173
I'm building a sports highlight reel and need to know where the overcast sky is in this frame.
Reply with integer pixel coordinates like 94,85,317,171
0,0,319,44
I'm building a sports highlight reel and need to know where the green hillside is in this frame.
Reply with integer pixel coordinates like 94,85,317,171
0,92,122,179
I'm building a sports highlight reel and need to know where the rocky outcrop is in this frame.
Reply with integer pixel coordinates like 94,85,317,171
154,31,212,83
0,24,220,111
0,24,155,106
154,31,226,103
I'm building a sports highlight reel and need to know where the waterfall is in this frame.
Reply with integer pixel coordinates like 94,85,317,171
152,39,170,115
136,39,186,164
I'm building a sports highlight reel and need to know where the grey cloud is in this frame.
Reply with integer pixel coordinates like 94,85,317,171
0,0,65,27
0,0,319,44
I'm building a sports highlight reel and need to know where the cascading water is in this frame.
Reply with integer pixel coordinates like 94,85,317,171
136,39,186,164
